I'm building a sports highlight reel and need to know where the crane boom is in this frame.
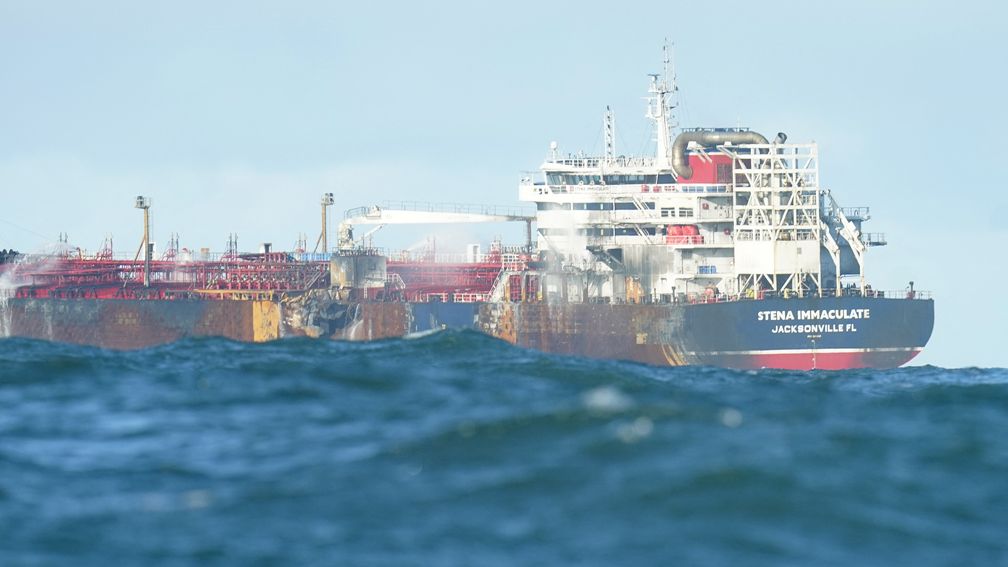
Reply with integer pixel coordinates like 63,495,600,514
338,203,535,250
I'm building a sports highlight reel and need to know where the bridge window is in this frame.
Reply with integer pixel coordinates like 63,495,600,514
547,173,678,186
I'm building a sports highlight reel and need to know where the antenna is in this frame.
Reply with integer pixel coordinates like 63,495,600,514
666,39,679,132
98,234,113,261
163,232,179,261
647,41,676,166
603,106,615,160
225,233,239,260
663,40,670,85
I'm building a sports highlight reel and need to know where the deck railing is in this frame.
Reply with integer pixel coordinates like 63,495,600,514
345,200,532,220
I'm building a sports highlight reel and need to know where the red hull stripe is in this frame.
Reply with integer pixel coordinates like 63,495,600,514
701,347,922,370
690,347,923,356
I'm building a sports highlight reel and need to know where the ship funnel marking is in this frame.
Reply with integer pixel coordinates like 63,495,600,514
671,130,772,179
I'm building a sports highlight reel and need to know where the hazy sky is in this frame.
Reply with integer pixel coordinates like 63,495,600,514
1,0,1004,367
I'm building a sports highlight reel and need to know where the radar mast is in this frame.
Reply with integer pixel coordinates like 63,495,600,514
647,41,679,167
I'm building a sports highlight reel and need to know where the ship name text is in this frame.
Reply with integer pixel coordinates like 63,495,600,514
756,309,870,322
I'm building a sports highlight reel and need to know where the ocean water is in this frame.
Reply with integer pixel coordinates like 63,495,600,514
0,332,1005,566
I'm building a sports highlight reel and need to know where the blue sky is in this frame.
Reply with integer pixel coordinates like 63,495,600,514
0,0,1004,367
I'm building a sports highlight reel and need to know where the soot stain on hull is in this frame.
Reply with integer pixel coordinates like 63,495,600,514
2,298,261,348
0,294,934,370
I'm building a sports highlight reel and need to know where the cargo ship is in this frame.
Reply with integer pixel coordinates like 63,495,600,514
0,50,933,370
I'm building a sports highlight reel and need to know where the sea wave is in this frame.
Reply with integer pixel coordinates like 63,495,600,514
1,332,1006,565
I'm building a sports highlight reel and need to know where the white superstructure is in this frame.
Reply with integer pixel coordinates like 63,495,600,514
518,49,882,303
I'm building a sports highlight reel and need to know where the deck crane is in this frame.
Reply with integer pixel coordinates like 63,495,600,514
338,202,535,252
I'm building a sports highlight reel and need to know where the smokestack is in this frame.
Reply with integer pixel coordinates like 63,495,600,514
670,130,772,180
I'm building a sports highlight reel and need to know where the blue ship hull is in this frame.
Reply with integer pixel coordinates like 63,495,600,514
405,296,934,370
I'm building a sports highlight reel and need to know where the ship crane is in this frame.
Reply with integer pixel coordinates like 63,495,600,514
338,203,535,251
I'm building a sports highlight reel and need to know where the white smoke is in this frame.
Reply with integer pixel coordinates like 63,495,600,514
0,258,23,337
0,252,65,337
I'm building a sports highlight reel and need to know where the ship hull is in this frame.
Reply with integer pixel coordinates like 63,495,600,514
0,298,280,349
470,296,932,370
0,295,933,370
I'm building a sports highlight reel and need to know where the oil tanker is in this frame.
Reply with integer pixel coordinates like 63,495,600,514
0,52,933,370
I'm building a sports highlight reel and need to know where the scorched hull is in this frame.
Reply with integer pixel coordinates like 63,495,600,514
1,295,933,371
